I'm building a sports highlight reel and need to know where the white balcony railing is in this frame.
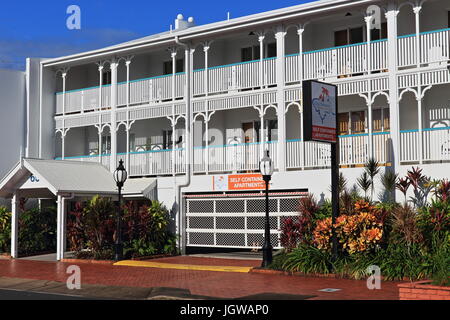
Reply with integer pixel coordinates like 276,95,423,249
400,126,450,163
55,27,450,116
398,28,450,68
57,133,397,177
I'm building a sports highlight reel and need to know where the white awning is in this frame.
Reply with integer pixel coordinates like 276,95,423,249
0,158,156,200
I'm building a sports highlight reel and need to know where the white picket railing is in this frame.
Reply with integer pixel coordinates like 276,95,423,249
289,40,387,83
400,130,420,163
340,134,369,166
54,28,449,115
398,28,450,68
401,127,450,163
286,132,391,169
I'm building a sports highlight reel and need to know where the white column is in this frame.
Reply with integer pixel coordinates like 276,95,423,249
258,34,265,89
258,34,266,158
110,60,118,171
365,16,372,74
414,6,422,67
276,26,287,172
62,72,67,116
10,193,19,259
98,64,104,164
203,44,210,96
417,94,423,164
98,65,104,109
368,100,374,159
171,118,176,176
61,197,67,260
204,115,209,174
126,59,131,173
171,49,177,101
297,27,304,83
300,107,305,170
56,195,67,261
56,194,62,261
61,130,66,160
298,26,305,170
203,44,211,174
98,127,102,163
386,7,400,171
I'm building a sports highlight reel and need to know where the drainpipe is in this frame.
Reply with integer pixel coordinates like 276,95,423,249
174,36,192,255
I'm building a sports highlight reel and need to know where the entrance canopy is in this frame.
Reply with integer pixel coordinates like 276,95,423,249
0,158,157,261
0,158,157,200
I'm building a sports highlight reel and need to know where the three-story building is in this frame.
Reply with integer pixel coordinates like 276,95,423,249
2,0,450,258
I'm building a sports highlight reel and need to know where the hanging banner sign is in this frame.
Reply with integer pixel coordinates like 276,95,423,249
213,174,265,191
303,80,338,143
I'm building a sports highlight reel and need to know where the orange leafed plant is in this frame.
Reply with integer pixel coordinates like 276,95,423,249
313,201,384,254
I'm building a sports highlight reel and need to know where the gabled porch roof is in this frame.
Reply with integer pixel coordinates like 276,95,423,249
0,158,156,200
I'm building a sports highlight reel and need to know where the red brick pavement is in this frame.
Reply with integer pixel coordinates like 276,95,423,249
0,259,400,300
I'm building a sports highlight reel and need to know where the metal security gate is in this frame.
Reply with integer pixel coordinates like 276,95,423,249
185,192,306,249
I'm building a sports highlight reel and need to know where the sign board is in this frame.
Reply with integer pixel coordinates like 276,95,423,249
302,80,338,143
213,174,266,191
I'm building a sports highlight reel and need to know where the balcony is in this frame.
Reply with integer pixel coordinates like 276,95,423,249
55,27,450,116
56,133,396,177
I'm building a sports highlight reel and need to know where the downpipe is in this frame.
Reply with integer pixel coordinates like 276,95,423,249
174,36,192,255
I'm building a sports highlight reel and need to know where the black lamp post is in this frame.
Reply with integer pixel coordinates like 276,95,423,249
113,159,127,261
259,149,274,268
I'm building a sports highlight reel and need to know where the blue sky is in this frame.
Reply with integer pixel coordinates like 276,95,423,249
0,0,316,70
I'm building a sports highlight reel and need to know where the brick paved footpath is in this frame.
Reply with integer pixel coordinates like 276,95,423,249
0,257,400,300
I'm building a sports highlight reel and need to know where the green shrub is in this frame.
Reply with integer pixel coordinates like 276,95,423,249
267,250,289,271
0,207,11,253
282,244,333,275
18,207,57,256
67,197,178,259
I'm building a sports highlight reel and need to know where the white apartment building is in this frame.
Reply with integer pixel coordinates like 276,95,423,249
2,0,450,259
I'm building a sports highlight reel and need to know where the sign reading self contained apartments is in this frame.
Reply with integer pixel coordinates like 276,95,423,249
302,80,338,144
213,174,266,191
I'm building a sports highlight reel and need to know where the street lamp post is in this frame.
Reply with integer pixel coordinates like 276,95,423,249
259,150,274,268
113,159,127,261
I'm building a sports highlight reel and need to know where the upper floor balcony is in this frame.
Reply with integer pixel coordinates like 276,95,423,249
54,25,450,116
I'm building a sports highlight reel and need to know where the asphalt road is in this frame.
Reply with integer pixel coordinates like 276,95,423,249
0,289,93,300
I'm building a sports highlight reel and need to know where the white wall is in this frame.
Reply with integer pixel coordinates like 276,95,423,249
0,69,26,205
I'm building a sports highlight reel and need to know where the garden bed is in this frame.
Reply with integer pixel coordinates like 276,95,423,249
399,281,450,300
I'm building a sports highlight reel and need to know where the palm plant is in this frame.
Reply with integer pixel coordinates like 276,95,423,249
357,172,371,200
365,158,380,202
380,170,398,203
338,172,348,195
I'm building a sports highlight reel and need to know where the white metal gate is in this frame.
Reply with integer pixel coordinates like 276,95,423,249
185,192,306,249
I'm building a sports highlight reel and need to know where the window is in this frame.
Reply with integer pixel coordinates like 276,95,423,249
254,119,278,142
350,27,364,44
335,27,364,46
102,70,111,85
241,43,275,62
163,59,184,75
266,43,277,58
162,130,173,150
373,108,390,132
241,45,261,62
448,11,450,28
101,135,111,154
351,111,366,133
338,113,350,135
371,22,388,41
